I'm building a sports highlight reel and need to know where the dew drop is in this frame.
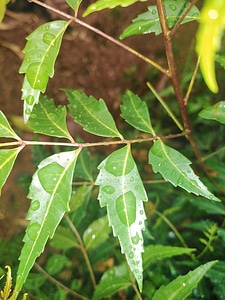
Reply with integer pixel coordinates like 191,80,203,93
43,32,56,45
48,112,58,122
129,252,135,259
132,233,140,245
151,9,157,15
169,4,177,11
26,57,30,62
139,210,144,215
25,108,31,115
30,200,40,211
130,176,134,182
91,234,96,240
27,222,41,241
102,185,115,194
138,26,142,31
182,282,186,286
34,122,40,126
44,25,50,30
25,95,34,105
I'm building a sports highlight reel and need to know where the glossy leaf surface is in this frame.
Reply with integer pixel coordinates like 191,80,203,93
14,150,79,295
196,0,225,93
0,111,20,140
19,21,69,121
120,0,199,39
0,147,23,195
152,261,217,300
120,90,154,134
93,263,131,300
83,0,147,17
143,245,195,270
65,89,123,139
83,215,111,250
28,95,74,141
148,140,219,201
96,145,147,291
199,101,225,124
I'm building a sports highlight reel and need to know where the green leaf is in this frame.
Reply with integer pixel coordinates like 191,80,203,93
50,225,78,250
83,215,111,250
14,149,80,296
83,0,147,17
189,198,225,215
143,245,195,270
19,20,69,121
0,0,10,22
120,90,154,134
199,101,225,124
120,1,199,39
96,145,147,291
196,0,225,93
73,148,93,181
0,111,20,140
93,263,131,300
152,261,217,300
28,95,74,142
148,140,220,201
65,89,123,139
66,0,82,11
0,147,23,195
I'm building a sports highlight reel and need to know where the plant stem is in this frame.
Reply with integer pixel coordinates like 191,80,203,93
64,214,97,289
28,0,169,76
34,263,89,300
156,0,204,165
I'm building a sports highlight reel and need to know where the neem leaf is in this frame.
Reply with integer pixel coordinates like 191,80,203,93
19,20,69,122
152,261,217,300
66,0,82,11
93,263,131,300
83,0,147,17
96,145,147,291
14,149,80,296
65,89,123,139
196,0,225,93
121,90,154,134
120,0,199,39
143,245,195,270
0,0,10,22
199,101,225,124
148,140,220,201
0,147,23,196
83,215,111,250
0,111,21,140
28,95,74,142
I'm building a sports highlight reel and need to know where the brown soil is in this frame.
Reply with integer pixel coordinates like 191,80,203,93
0,0,195,239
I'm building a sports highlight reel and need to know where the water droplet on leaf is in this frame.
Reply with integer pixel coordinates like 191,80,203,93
151,9,157,15
27,222,41,241
43,32,56,45
169,4,177,11
25,108,31,115
48,112,59,122
25,95,34,105
30,200,40,211
132,233,141,245
129,252,134,259
102,185,115,194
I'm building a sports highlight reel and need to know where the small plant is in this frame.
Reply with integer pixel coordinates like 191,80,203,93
0,0,225,299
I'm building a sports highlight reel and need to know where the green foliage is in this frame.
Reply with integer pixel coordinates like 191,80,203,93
1,0,225,299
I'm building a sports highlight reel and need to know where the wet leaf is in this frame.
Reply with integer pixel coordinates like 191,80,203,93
66,0,82,11
199,101,225,124
96,145,147,291
120,90,154,134
83,215,111,250
13,149,80,296
73,148,93,181
148,140,220,201
19,21,69,121
196,0,225,93
65,89,123,139
93,263,131,300
0,147,23,196
28,95,74,142
152,261,217,300
83,0,147,17
120,0,199,39
0,111,21,140
50,225,78,250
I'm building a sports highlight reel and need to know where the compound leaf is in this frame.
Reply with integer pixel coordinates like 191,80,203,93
65,89,123,139
93,263,131,300
152,261,217,300
19,20,69,121
148,140,220,201
121,90,154,134
196,0,225,93
96,145,147,291
83,0,147,17
199,101,225,124
13,149,80,296
0,147,23,196
0,111,20,140
28,95,74,142
120,0,199,39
